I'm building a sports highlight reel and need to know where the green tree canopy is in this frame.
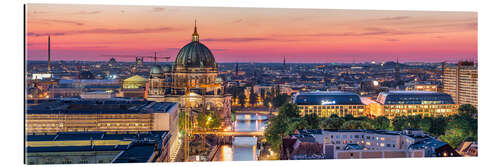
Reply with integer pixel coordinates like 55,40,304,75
341,120,374,130
303,113,320,129
373,116,390,130
320,117,344,130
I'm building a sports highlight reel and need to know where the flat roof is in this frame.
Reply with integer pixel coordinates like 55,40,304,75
27,131,168,142
112,142,157,163
294,91,363,105
26,99,177,114
377,91,455,105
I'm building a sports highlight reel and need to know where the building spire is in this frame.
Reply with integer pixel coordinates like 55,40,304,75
192,19,199,42
154,52,157,64
48,35,51,72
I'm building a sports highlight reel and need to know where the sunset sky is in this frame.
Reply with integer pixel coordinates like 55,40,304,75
26,4,477,63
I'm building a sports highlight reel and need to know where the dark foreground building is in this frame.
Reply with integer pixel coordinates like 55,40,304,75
25,131,170,164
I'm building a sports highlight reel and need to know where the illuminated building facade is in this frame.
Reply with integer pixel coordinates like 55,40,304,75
293,91,366,118
122,75,147,89
25,99,179,134
146,22,232,126
405,81,439,92
369,91,458,119
285,129,458,160
443,61,478,107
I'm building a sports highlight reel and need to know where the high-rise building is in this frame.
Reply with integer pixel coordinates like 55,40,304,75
443,61,478,107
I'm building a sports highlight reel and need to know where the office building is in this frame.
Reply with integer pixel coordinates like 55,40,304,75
367,91,458,119
443,61,478,107
25,99,179,134
293,91,366,118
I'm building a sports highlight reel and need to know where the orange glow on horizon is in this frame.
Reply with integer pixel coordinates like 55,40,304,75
26,4,477,63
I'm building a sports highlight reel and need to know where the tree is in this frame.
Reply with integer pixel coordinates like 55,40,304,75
440,127,468,149
440,112,478,148
288,117,309,131
304,113,320,129
264,103,301,152
260,89,266,101
343,114,355,121
429,116,448,136
417,117,432,132
373,116,390,130
329,114,339,119
265,114,290,152
196,112,208,129
238,92,246,108
458,104,478,119
272,94,290,108
391,116,408,131
278,103,300,119
341,120,373,130
249,87,258,107
207,112,222,129
320,117,344,130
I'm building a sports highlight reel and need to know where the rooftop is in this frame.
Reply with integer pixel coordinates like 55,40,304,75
26,99,177,114
293,91,363,105
377,91,455,105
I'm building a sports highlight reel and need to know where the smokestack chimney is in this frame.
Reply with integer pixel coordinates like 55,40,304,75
48,35,51,72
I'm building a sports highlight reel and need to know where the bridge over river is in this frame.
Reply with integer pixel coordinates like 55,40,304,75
212,113,268,161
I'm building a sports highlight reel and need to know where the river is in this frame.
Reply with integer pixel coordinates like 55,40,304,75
214,113,268,161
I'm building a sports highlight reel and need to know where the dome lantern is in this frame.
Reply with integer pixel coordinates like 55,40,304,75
192,20,199,42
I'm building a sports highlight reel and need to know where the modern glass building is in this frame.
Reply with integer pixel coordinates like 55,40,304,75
293,91,366,117
368,91,458,119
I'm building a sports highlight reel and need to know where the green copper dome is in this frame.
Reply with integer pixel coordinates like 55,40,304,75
150,65,163,74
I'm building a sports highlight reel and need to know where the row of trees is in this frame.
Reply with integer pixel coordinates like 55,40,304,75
265,103,477,152
229,85,289,108
178,110,223,132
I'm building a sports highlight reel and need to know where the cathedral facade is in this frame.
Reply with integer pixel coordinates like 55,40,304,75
146,23,232,127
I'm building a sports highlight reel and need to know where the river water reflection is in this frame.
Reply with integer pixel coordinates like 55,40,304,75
215,114,268,161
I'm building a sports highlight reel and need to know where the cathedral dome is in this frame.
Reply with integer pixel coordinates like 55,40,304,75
174,21,216,69
175,42,216,68
150,65,163,74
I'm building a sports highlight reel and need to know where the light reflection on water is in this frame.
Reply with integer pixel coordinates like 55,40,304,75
216,114,267,161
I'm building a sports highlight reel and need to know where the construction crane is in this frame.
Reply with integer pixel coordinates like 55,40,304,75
99,52,171,63
184,78,193,162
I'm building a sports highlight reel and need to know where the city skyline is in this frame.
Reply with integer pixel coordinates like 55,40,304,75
26,4,477,63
